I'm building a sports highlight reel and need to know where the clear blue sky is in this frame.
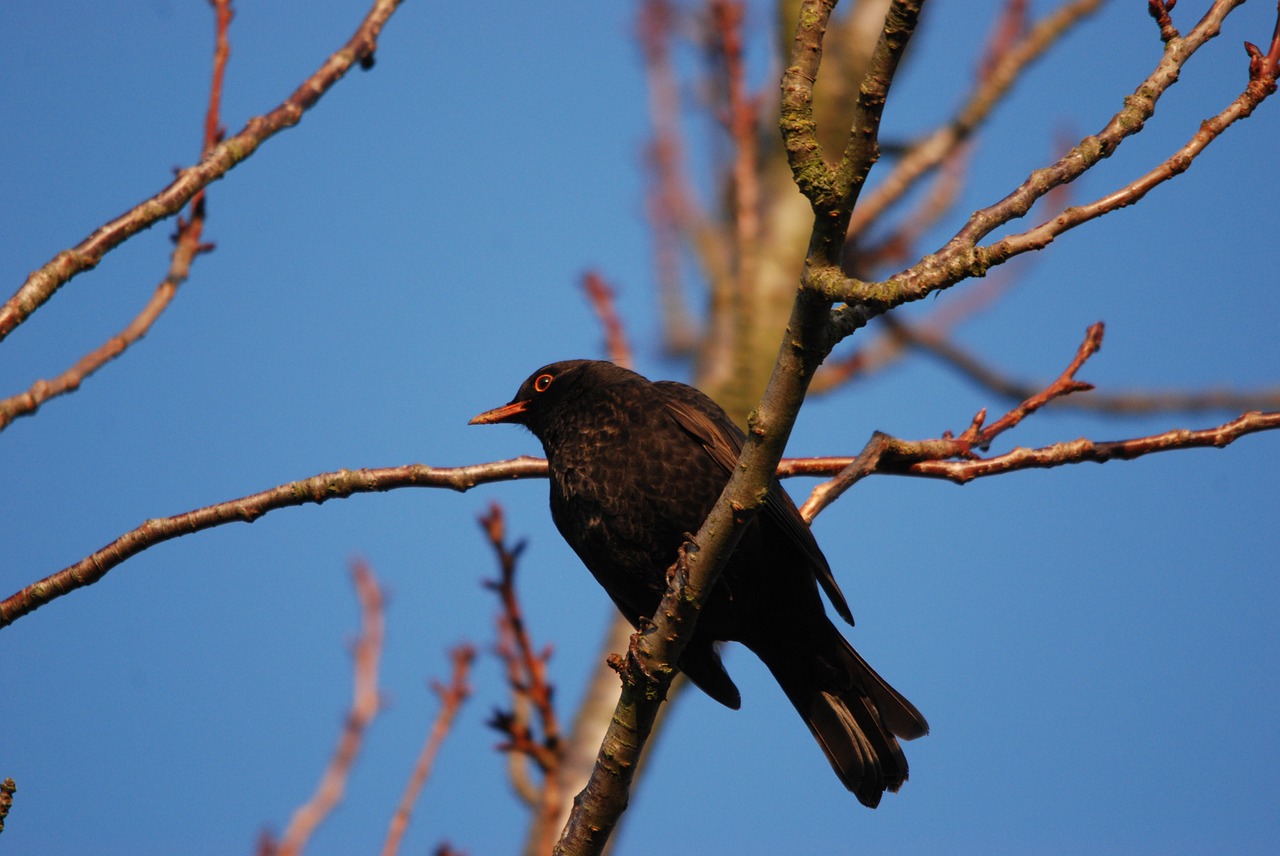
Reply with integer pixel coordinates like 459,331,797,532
3,2,1277,854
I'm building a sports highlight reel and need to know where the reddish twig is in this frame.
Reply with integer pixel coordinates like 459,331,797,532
1149,0,1180,43
845,0,1103,240
801,322,1102,518
0,0,406,343
831,1,1278,330
274,561,385,856
887,316,1280,415
381,644,476,856
822,125,1077,396
710,0,761,371
581,272,633,369
972,321,1102,446
0,0,233,432
982,12,1280,264
785,409,1280,493
0,777,15,834
0,457,548,630
846,0,1028,275
637,0,703,356
1244,5,1280,100
479,504,563,854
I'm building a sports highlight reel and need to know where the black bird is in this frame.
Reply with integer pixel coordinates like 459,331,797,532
470,360,927,807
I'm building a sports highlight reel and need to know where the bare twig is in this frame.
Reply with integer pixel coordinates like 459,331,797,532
802,321,1102,518
710,0,762,382
846,0,1102,239
275,561,385,856
480,504,564,856
0,0,232,431
1149,0,1181,43
972,321,1102,444
637,0,707,355
381,644,476,856
786,409,1280,494
0,0,406,342
0,457,549,630
829,0,1279,330
581,272,633,369
891,316,1280,414
0,778,15,835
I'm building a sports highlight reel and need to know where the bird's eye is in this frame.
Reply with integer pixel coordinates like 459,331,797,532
534,373,554,392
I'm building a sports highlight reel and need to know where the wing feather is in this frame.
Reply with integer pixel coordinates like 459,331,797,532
656,382,855,626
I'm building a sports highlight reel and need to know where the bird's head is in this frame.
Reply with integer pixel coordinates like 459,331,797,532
469,359,617,434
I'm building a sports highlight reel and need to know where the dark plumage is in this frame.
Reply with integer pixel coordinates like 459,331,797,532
470,359,927,807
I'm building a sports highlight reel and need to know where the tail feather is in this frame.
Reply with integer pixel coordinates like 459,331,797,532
750,623,927,808
842,640,930,741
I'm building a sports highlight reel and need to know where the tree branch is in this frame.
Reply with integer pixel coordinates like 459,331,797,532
381,644,475,856
0,0,406,343
846,0,1103,240
480,503,564,856
828,0,1276,333
273,561,385,856
554,4,924,853
0,0,232,432
785,409,1280,496
890,314,1280,414
580,272,633,368
0,458,548,630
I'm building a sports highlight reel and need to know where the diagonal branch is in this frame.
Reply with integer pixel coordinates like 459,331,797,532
891,315,1280,414
828,0,1277,334
554,4,925,854
0,458,549,630
802,320,1102,517
785,409,1280,498
381,644,475,856
273,560,385,856
0,0,406,343
847,0,1104,240
0,0,232,432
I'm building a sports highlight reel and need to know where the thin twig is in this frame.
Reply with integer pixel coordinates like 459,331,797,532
0,0,233,431
0,778,15,835
1149,0,1181,43
801,321,1102,518
0,457,549,630
710,0,762,383
637,0,704,356
275,561,385,856
581,272,633,369
381,645,476,856
891,316,1280,414
829,0,1276,332
480,504,564,856
0,0,406,342
846,0,1102,239
786,409,1280,492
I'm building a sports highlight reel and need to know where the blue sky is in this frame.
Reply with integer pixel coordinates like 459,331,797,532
2,2,1278,854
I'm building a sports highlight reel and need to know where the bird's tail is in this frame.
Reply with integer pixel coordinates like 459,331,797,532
749,622,928,808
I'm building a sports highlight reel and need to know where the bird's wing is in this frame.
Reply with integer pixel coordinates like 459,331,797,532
656,382,855,626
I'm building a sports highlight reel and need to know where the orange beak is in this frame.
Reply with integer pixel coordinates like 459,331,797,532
469,399,530,425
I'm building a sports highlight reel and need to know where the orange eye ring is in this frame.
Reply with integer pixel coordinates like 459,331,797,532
533,373,554,393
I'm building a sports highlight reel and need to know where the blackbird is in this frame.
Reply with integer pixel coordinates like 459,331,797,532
470,359,927,807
